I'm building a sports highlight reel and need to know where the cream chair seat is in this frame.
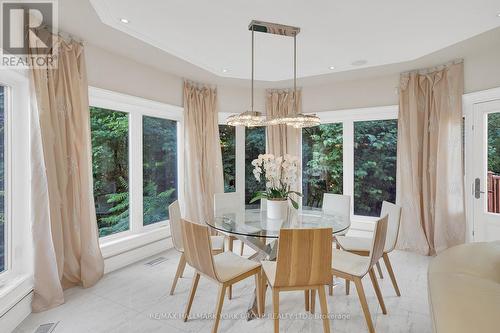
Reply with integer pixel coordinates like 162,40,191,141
181,218,262,333
332,216,389,333
168,201,225,295
322,193,352,295
213,251,261,282
214,192,245,256
331,249,371,277
214,192,246,299
210,235,226,250
336,236,372,252
336,201,402,296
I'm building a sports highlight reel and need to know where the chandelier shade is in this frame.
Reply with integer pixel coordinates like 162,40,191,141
227,20,320,129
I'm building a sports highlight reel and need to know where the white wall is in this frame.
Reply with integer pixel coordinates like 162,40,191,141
85,44,266,113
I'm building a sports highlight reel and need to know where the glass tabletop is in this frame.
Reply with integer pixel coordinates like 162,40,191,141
207,209,350,239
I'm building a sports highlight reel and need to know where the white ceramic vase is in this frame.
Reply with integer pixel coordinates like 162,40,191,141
267,199,288,220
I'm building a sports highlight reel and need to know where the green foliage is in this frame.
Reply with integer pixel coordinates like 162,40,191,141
91,107,129,237
353,120,398,216
142,116,178,226
245,127,266,206
302,120,397,217
219,125,236,192
488,113,500,175
91,108,178,237
302,123,343,208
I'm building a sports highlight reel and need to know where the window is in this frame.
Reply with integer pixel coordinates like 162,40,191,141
90,107,130,237
302,123,343,209
0,70,30,293
143,116,178,225
89,87,183,243
354,119,398,216
219,125,236,192
0,86,5,273
487,112,500,213
301,106,398,218
245,127,266,207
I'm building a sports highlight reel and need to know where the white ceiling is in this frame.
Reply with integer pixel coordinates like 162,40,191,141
89,0,500,82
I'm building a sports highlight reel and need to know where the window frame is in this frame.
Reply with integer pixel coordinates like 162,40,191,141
303,105,399,221
89,87,184,246
0,68,32,311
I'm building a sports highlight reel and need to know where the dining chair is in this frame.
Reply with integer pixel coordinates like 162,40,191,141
168,200,225,295
331,215,389,333
181,218,262,333
214,192,245,256
336,201,402,296
322,193,351,295
322,193,351,220
261,228,333,333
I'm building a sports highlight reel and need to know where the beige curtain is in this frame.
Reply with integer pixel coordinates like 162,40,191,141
183,82,224,223
30,36,104,312
266,89,301,157
397,61,465,256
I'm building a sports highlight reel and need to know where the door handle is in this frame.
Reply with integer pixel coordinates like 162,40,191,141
474,178,485,199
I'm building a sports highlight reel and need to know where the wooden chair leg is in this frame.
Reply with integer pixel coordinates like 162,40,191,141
317,286,331,333
261,271,267,313
376,261,384,279
240,241,245,256
369,268,387,314
228,236,234,252
183,272,200,322
272,289,280,333
345,279,350,295
383,253,401,296
354,277,375,333
179,254,186,278
212,284,227,333
255,271,263,317
227,286,232,300
329,275,333,296
170,253,186,295
304,290,310,311
310,289,316,314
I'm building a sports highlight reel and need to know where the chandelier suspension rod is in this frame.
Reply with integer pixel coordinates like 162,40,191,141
251,25,255,112
293,33,297,112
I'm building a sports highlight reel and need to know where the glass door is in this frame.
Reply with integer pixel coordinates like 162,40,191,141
471,99,500,241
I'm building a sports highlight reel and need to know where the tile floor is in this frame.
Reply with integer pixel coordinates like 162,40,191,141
15,244,432,333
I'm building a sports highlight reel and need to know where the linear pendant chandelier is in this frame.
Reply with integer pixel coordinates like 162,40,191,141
226,20,320,128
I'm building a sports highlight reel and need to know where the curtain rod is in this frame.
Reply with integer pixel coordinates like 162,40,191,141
184,80,217,91
401,58,463,76
37,25,84,45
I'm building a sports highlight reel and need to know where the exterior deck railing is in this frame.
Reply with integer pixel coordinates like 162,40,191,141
488,171,500,213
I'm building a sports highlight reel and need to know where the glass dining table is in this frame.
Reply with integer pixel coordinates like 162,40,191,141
207,208,351,319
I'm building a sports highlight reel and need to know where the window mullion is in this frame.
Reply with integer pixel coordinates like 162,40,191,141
235,126,245,205
343,120,354,216
129,112,143,233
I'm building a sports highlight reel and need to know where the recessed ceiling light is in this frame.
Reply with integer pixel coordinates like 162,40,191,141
329,66,336,70
120,18,129,24
497,13,500,17
351,59,368,66
222,68,228,73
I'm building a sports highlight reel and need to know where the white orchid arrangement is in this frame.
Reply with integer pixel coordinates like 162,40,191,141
250,154,302,209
